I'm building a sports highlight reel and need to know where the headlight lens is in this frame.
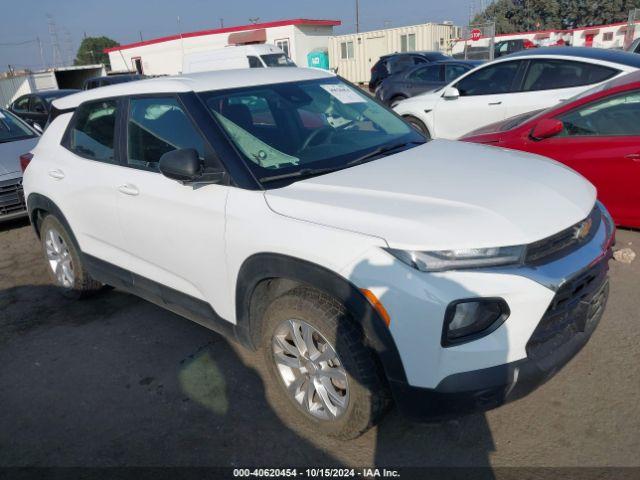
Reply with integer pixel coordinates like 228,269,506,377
385,245,525,272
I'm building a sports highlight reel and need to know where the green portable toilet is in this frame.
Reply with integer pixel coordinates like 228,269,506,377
307,48,330,70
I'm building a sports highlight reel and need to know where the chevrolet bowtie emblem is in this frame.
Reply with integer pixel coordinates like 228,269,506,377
575,217,593,241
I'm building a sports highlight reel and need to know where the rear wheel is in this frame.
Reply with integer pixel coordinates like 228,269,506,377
260,286,390,439
403,115,431,139
40,215,103,298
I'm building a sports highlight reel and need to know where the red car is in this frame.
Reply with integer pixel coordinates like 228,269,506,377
461,71,640,228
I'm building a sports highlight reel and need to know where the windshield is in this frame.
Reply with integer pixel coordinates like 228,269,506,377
260,54,296,67
199,78,424,183
0,109,37,143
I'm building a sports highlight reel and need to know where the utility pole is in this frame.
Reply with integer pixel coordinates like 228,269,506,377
220,18,224,28
36,36,45,69
47,14,63,68
139,31,143,42
355,0,360,33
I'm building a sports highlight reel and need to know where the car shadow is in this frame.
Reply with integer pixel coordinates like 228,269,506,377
0,258,506,471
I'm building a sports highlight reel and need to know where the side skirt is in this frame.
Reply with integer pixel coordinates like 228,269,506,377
83,254,237,341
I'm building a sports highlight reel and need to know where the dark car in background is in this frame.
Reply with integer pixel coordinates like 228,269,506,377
453,38,537,60
369,51,449,92
375,59,483,106
82,73,146,90
8,90,79,130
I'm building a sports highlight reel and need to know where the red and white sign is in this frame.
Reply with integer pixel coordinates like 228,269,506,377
470,29,482,41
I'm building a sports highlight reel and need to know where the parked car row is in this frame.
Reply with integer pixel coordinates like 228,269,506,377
392,46,640,228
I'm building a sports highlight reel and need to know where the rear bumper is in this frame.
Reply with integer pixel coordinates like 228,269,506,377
392,259,610,421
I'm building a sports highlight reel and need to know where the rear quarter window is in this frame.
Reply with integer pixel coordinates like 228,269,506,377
522,60,618,92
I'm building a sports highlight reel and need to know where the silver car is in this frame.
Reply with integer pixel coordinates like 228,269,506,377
0,108,39,222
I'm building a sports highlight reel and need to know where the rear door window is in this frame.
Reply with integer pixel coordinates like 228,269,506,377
12,96,30,113
407,65,441,82
67,100,117,163
522,60,618,91
126,97,205,170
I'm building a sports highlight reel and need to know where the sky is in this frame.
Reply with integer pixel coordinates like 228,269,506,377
0,0,470,70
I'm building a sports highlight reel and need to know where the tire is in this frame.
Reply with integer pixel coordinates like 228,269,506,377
389,95,407,108
39,214,103,299
260,286,390,439
403,115,431,139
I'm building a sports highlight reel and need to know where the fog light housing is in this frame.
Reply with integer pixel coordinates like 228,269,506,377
442,298,510,346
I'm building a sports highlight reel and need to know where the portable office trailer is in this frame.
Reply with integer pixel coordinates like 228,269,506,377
328,23,460,84
106,19,340,76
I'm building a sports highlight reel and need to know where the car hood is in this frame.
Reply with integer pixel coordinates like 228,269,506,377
264,140,596,251
0,137,38,176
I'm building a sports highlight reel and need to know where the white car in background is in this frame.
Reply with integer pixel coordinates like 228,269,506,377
393,47,640,139
182,44,295,73
23,69,614,438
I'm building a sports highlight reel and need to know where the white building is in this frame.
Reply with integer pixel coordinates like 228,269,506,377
106,18,340,75
328,22,461,84
452,20,640,55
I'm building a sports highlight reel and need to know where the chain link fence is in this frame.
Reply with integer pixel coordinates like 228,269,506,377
454,22,495,61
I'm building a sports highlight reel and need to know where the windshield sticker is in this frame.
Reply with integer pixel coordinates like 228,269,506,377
320,84,367,104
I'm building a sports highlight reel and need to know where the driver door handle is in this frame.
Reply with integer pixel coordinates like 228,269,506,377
118,183,139,196
625,153,640,161
488,101,502,106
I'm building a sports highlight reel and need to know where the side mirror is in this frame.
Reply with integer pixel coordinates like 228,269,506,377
443,87,460,100
530,118,563,141
159,148,202,183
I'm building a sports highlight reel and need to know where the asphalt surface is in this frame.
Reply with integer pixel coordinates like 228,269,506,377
1,217,639,467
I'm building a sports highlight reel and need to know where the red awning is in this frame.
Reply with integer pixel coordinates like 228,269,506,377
228,29,266,45
582,28,600,36
534,32,550,39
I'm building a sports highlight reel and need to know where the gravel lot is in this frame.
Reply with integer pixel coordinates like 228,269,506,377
1,217,639,468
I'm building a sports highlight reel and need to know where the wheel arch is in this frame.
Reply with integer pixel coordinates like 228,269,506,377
235,252,408,385
27,193,80,248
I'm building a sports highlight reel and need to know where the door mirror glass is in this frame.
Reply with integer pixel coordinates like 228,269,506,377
530,118,563,140
159,148,202,182
443,87,460,100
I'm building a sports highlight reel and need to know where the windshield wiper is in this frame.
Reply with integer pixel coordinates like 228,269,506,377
259,166,343,183
345,141,425,167
258,141,425,184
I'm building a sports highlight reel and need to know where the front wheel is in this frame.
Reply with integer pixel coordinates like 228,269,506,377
40,215,103,298
403,115,431,139
260,286,390,439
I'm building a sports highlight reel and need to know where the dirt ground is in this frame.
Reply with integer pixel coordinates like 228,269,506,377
1,217,639,468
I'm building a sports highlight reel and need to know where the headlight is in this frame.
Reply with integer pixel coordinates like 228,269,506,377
385,245,525,272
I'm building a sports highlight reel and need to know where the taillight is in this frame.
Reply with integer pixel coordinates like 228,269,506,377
20,152,33,173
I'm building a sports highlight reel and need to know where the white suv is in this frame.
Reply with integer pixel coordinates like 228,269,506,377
23,68,614,438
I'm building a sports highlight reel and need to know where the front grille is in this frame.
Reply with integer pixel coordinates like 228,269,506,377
526,258,609,371
0,177,26,217
525,207,601,265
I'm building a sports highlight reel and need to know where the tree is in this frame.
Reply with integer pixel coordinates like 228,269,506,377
472,0,640,33
74,36,119,68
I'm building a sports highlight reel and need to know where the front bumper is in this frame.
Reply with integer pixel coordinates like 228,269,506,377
392,259,610,420
344,202,615,419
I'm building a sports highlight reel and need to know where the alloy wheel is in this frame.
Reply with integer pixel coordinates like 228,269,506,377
272,319,349,420
44,228,74,288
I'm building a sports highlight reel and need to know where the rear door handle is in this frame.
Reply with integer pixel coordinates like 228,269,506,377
488,101,502,106
118,184,139,196
48,169,65,180
625,153,640,161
